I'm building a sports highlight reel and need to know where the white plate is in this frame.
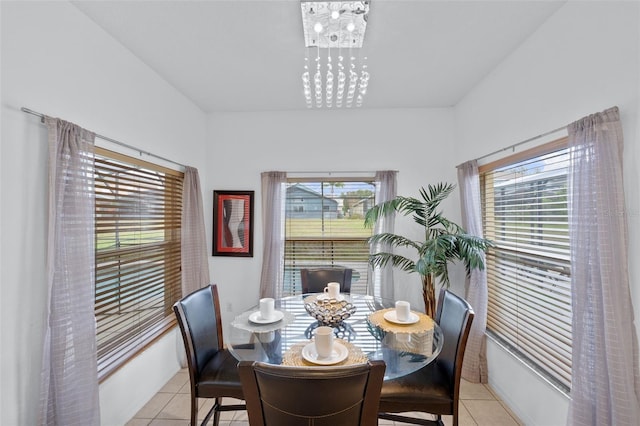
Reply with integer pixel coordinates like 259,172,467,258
384,310,420,325
316,293,345,301
301,341,349,365
248,310,285,325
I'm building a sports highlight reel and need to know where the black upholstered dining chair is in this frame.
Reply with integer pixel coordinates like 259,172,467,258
173,284,245,426
378,289,475,426
300,267,353,294
238,360,385,426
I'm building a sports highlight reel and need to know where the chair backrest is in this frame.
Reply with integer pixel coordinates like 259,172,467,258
173,284,224,380
300,267,353,294
435,289,475,389
239,360,385,426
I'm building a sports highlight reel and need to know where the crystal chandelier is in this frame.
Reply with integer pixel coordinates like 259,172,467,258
300,1,370,108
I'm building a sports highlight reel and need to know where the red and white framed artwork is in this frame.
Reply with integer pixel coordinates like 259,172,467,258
212,190,254,257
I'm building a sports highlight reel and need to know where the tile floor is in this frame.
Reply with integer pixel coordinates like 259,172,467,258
127,368,523,426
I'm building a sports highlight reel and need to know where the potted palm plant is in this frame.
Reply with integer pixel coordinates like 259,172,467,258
364,182,493,317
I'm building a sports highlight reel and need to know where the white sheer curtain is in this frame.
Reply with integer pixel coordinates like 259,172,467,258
369,170,397,299
181,166,211,296
567,107,640,426
39,117,100,425
457,160,488,383
259,171,286,299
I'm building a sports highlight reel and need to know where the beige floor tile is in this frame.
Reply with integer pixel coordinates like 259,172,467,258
232,410,249,422
462,400,520,426
125,419,151,426
217,406,238,421
186,398,246,422
441,402,478,426
460,379,495,400
178,380,190,394
134,392,174,419
147,419,188,426
128,365,529,426
218,411,236,421
195,398,213,421
159,370,189,394
157,393,190,420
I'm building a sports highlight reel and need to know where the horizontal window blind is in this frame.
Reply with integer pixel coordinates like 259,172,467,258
284,180,375,295
481,141,572,391
94,147,183,378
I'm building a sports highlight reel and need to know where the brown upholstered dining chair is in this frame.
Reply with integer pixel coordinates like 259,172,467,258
173,284,245,426
300,267,353,294
378,289,475,426
238,360,385,426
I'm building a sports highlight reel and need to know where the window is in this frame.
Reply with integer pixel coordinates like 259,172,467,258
94,147,183,379
283,179,376,295
480,138,572,392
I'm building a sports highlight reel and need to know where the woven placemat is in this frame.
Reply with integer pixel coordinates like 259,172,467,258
368,308,435,334
282,339,368,367
368,309,435,356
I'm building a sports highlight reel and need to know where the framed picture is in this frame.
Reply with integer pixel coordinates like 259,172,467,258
212,190,254,257
213,191,254,257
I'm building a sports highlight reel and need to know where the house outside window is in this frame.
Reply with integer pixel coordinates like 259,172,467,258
94,147,183,379
480,138,572,392
283,180,376,295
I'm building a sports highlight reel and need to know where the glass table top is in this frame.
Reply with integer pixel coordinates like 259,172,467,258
227,293,443,380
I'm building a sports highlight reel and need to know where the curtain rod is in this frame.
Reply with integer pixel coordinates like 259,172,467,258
460,124,567,167
21,107,186,170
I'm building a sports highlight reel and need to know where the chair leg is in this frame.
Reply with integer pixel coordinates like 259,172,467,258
195,396,245,426
212,397,221,426
190,395,198,426
197,398,217,426
197,397,221,426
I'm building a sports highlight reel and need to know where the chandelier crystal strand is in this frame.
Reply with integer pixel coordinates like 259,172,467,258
302,56,312,108
346,55,358,108
314,45,323,108
336,55,345,108
346,18,359,108
356,57,368,108
326,48,334,107
335,10,345,108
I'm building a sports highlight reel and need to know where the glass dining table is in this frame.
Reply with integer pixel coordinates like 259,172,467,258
227,293,443,380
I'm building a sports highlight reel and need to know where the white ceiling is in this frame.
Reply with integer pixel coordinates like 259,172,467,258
72,0,566,113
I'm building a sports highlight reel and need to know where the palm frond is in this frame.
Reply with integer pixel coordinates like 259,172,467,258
455,234,494,270
420,183,455,211
368,233,420,251
414,235,454,275
369,252,416,273
364,199,397,228
395,197,428,222
364,196,421,227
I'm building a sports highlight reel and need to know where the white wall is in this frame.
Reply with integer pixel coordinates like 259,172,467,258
454,1,640,424
206,108,457,327
1,2,207,425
